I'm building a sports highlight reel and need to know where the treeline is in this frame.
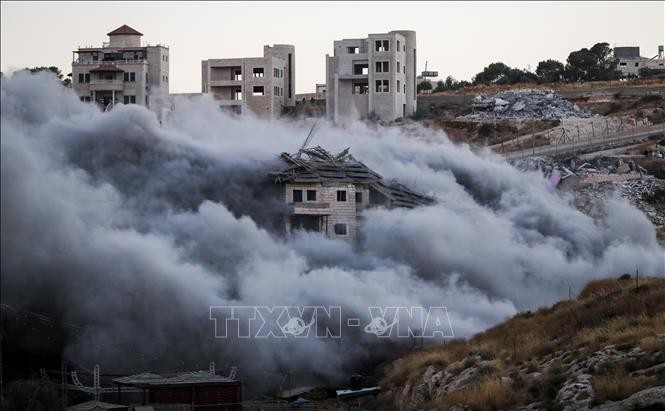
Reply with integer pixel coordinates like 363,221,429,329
1,66,72,87
424,42,635,93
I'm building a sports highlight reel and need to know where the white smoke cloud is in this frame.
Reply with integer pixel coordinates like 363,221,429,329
2,72,663,389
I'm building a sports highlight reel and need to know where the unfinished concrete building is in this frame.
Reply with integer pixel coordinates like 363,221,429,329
72,25,170,118
270,146,432,244
201,45,295,118
326,31,417,123
614,46,665,77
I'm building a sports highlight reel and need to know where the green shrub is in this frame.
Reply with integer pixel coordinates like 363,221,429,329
607,102,622,114
478,123,495,137
640,94,663,102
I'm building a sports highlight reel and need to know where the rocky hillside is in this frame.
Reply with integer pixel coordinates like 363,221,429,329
378,277,665,410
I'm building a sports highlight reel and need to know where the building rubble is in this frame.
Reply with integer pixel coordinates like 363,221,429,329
512,155,665,225
468,89,593,120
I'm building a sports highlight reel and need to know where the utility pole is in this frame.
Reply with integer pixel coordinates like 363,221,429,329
636,268,639,291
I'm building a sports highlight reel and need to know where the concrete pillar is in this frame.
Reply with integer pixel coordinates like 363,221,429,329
394,30,417,116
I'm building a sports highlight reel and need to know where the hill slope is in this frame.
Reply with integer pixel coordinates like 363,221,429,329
379,277,665,410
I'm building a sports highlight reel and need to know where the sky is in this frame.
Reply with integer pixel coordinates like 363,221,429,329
1,1,663,94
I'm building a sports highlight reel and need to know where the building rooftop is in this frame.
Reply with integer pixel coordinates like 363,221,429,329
67,400,127,410
113,371,237,387
270,146,434,208
107,25,143,36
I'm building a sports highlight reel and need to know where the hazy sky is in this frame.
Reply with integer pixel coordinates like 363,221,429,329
1,1,663,94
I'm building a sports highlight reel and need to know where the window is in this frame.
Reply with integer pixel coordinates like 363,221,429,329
403,44,406,52
375,79,389,93
306,190,317,201
274,86,279,95
124,72,129,82
253,67,264,77
166,55,168,62
165,75,168,82
634,62,639,67
85,73,90,83
337,190,347,202
123,96,137,104
397,61,400,72
124,96,129,104
92,54,98,62
619,62,627,66
375,39,389,52
234,88,242,101
397,40,401,51
347,46,359,54
78,73,84,83
293,189,303,203
274,68,279,77
334,224,348,236
253,86,264,96
353,81,369,94
397,80,401,93
80,96,91,102
404,83,406,93
354,63,369,75
130,72,136,82
375,61,389,73
403,66,406,74
355,192,363,203
234,70,242,81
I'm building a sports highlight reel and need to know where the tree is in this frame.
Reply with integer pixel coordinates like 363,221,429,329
434,80,446,92
3,379,62,411
473,62,511,84
417,80,432,93
23,66,71,87
565,43,620,82
536,59,565,83
638,67,665,78
502,68,539,85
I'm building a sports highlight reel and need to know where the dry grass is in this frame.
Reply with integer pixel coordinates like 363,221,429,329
592,375,655,403
429,378,518,411
382,277,665,408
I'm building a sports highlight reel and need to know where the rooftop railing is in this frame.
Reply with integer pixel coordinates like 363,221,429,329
73,59,148,65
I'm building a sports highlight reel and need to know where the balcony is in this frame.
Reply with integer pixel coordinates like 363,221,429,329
90,78,124,91
289,202,332,215
209,79,242,87
339,73,369,80
73,59,147,66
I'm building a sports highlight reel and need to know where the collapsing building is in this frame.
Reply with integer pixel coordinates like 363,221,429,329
270,146,433,243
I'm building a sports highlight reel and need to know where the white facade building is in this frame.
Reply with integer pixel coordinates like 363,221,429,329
72,25,170,118
326,30,417,123
201,45,295,118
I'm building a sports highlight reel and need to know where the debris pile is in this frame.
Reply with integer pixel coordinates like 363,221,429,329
469,89,593,119
512,156,664,226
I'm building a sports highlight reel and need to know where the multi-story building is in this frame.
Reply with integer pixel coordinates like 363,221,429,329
614,46,665,77
201,45,295,118
325,30,417,123
270,146,433,245
71,25,170,118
